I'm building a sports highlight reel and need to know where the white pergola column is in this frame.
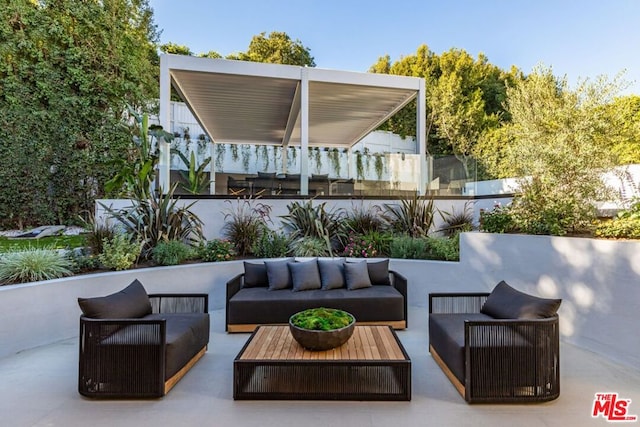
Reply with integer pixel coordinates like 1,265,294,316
417,78,427,195
158,55,171,193
210,142,216,194
300,69,310,195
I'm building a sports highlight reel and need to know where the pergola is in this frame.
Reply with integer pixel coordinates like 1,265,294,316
158,54,426,195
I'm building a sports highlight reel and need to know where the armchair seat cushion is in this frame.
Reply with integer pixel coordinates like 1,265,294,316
429,313,492,383
146,313,210,378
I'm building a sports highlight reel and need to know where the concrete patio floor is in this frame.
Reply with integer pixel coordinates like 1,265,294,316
1,306,638,427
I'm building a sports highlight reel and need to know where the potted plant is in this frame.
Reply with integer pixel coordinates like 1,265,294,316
289,307,355,351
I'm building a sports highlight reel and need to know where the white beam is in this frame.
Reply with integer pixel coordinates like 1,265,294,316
417,78,427,195
300,69,309,195
159,55,172,193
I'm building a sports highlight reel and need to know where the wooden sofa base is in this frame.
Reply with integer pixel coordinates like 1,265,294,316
430,345,466,399
228,320,406,333
164,346,207,395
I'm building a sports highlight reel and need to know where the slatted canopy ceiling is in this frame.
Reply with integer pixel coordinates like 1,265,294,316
161,55,422,148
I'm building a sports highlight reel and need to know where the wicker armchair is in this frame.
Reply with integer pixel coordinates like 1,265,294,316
78,282,209,398
429,286,560,403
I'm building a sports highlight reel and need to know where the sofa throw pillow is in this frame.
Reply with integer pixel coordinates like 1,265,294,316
481,280,562,319
344,261,372,290
78,279,152,319
318,258,345,290
265,259,293,290
243,261,268,288
366,259,391,286
289,259,322,292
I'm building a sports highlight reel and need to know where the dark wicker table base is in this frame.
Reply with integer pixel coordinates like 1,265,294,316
233,325,411,401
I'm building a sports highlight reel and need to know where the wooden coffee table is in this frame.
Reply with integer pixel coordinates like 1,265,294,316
233,325,411,400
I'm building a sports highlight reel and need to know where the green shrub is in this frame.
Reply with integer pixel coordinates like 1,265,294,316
197,239,236,262
425,235,460,261
290,236,329,257
67,248,101,273
389,235,428,259
222,197,272,256
0,247,72,284
152,240,194,266
479,204,516,233
252,230,289,258
594,217,640,239
341,232,387,258
98,234,141,271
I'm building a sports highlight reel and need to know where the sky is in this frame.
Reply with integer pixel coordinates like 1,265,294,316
149,0,640,95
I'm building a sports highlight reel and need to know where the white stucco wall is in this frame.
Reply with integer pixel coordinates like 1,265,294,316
1,232,638,371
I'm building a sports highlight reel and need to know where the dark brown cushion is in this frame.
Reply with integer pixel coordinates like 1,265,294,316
289,259,322,291
367,259,390,286
243,262,268,288
480,280,562,319
344,261,372,290
78,279,152,319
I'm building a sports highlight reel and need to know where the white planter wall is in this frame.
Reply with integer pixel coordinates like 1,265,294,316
1,233,638,371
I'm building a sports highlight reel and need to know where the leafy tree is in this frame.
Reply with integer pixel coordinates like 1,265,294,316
369,45,517,163
227,31,315,67
160,42,192,56
605,95,640,164
0,0,159,229
500,66,623,234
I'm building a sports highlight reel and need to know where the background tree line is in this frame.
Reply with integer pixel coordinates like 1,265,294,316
1,1,638,230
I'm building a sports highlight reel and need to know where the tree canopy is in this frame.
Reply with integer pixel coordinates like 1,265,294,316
0,0,159,228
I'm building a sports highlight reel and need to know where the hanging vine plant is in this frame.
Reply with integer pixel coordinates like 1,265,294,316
241,144,251,173
230,144,239,163
215,143,226,171
312,147,322,172
364,148,371,177
328,148,340,177
355,150,364,180
288,146,297,168
374,153,384,180
260,145,269,170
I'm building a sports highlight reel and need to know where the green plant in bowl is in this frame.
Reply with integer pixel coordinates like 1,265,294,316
289,308,355,351
290,308,354,331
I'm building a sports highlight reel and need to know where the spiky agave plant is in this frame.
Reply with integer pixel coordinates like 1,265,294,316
383,194,436,238
280,200,347,256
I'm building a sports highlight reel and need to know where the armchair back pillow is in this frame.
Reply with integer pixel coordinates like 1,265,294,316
481,280,562,319
78,279,152,319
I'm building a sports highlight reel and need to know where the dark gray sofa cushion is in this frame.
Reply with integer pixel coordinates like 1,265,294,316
318,258,345,290
367,259,391,286
481,281,562,319
344,261,372,290
78,279,152,319
243,262,268,288
265,259,293,290
228,285,404,325
289,259,322,291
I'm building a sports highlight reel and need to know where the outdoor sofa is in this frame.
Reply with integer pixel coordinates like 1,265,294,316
226,258,407,332
77,279,210,398
429,281,561,403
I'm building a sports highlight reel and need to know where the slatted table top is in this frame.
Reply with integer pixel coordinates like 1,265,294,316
238,325,408,361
